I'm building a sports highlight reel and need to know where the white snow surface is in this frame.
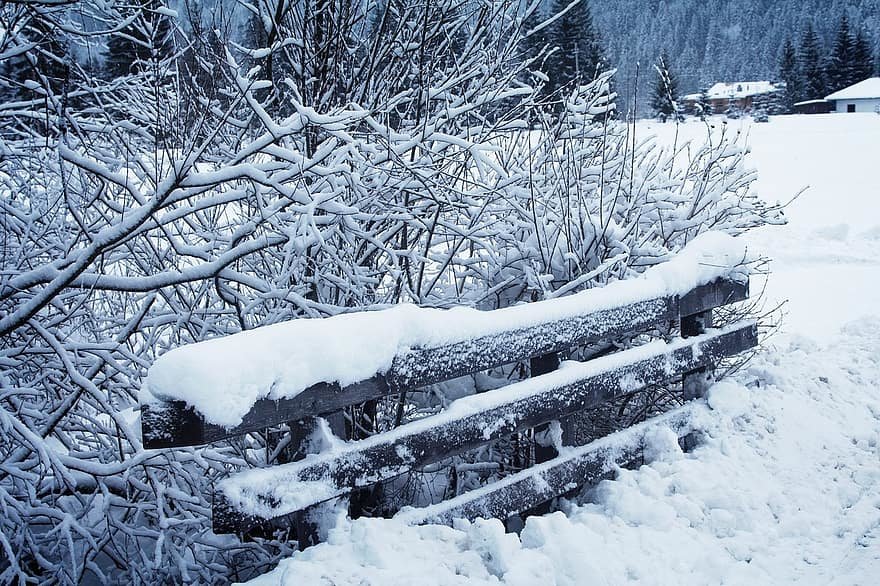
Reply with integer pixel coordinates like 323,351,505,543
825,77,880,101
143,231,748,427
644,113,880,339
243,114,880,585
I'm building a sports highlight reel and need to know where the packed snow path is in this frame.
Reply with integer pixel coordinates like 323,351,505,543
244,114,880,585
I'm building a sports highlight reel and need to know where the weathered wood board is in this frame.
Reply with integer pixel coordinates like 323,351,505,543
142,279,747,449
213,321,756,533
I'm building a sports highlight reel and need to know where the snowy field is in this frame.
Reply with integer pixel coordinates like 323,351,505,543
243,114,880,585
643,113,880,340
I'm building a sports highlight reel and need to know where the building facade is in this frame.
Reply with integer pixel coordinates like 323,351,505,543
825,78,880,113
680,81,783,115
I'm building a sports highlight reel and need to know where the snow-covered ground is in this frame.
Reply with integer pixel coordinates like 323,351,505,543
242,114,880,585
643,113,880,340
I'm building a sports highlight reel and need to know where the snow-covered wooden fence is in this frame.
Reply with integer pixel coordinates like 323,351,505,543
140,257,756,544
140,279,747,449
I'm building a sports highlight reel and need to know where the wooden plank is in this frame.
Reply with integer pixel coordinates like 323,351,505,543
142,296,675,449
143,278,748,449
679,278,747,318
141,378,388,449
212,416,349,543
213,489,299,539
212,321,757,530
386,295,678,393
397,405,697,526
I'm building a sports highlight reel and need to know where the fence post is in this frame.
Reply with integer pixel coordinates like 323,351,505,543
293,412,346,550
531,352,562,462
681,309,714,400
509,351,561,527
213,413,347,547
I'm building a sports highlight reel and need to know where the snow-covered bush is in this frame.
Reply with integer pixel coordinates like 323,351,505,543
0,0,784,582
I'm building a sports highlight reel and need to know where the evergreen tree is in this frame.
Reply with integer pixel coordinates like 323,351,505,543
650,51,680,122
695,86,712,119
724,96,741,119
778,37,801,112
524,0,608,109
105,0,175,78
751,89,781,117
234,0,296,117
767,84,787,115
553,0,605,89
520,2,554,103
178,17,228,131
799,24,826,99
825,15,855,93
1,12,69,103
852,29,876,83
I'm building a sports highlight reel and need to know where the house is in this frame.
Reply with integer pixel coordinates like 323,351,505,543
825,77,880,113
681,81,783,115
793,99,832,114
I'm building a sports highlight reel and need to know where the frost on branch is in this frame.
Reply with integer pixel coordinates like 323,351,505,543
0,0,783,582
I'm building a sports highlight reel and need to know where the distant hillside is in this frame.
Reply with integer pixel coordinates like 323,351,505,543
588,0,880,115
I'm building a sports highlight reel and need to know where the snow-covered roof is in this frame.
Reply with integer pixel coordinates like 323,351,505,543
706,81,779,99
681,81,780,102
793,99,830,106
825,77,880,101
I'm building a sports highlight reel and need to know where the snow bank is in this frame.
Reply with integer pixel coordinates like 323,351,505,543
242,317,880,585
143,231,748,427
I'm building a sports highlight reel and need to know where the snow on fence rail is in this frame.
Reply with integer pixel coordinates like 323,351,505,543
138,232,757,542
216,322,755,525
140,280,743,449
397,402,700,527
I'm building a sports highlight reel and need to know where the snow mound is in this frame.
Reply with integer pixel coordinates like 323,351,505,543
705,380,751,418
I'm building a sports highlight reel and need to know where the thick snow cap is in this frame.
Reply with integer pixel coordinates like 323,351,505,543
142,231,749,428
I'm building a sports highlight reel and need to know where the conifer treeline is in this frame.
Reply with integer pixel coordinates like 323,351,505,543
522,0,608,109
2,1,612,118
0,2,178,104
779,15,876,110
592,0,880,116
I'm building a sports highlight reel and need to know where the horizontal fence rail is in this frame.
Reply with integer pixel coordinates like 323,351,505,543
136,274,756,542
214,321,756,533
141,279,748,449
398,404,699,526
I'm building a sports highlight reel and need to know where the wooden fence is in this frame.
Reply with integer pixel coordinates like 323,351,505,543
141,278,756,544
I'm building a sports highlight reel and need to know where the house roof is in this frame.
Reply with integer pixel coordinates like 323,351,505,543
793,99,830,106
825,77,880,101
681,81,780,102
705,81,779,99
